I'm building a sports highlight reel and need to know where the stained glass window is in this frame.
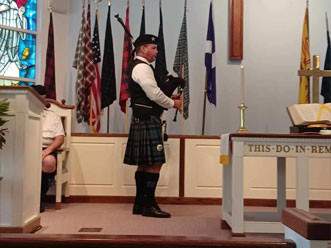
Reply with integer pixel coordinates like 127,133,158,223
0,0,37,86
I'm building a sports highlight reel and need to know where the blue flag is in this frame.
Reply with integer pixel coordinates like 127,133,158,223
205,1,216,105
321,29,331,103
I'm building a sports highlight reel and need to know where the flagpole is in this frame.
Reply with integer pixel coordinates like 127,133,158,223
126,0,130,133
125,103,128,133
201,73,207,135
107,0,110,133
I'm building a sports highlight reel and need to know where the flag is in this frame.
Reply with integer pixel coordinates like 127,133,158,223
155,0,168,84
101,5,116,109
90,11,101,133
205,1,216,105
44,12,56,100
173,0,190,119
321,21,331,103
298,6,311,104
73,1,86,123
140,3,145,35
83,0,95,123
119,2,132,113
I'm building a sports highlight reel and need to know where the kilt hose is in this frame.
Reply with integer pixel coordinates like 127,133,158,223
124,115,166,166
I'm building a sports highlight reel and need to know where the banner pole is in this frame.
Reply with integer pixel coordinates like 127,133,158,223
201,73,207,135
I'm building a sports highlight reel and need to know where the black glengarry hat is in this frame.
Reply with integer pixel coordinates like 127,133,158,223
133,34,158,48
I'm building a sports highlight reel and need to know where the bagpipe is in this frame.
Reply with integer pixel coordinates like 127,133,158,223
114,14,185,121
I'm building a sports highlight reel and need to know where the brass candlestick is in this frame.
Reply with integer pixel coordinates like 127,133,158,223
238,103,248,133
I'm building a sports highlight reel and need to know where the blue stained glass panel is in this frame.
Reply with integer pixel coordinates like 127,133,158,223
18,33,36,79
0,0,37,31
0,30,36,79
0,0,37,83
24,0,37,31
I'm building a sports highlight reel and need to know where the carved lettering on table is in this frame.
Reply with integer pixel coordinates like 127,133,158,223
245,143,331,155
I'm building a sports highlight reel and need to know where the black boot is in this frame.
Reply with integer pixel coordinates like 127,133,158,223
132,171,145,215
142,172,171,218
40,172,50,213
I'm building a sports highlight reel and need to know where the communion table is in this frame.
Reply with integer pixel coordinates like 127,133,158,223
221,133,331,235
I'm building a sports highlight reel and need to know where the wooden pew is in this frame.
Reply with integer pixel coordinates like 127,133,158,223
282,208,331,247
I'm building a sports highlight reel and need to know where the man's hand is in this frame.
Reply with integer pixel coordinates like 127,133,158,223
42,148,51,160
173,99,182,113
41,135,64,160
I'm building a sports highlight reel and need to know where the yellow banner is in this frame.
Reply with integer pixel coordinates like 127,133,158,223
299,7,311,104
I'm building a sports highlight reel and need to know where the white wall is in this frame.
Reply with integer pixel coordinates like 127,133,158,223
41,0,331,135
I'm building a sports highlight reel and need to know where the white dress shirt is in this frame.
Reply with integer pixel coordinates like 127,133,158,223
41,109,65,147
132,56,174,109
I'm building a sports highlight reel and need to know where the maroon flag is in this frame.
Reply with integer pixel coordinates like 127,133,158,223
83,0,95,123
90,11,101,133
44,12,56,100
119,2,132,113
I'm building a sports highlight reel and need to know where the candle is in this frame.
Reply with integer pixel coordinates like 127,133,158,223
240,64,245,104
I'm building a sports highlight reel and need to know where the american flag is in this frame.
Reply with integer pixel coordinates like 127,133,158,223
119,2,132,113
90,11,102,133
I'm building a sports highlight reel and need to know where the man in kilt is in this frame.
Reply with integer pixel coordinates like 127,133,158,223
124,34,182,218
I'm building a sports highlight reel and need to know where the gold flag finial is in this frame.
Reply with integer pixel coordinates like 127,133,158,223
48,0,53,12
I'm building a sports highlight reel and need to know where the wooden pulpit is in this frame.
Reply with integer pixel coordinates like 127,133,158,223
0,86,48,233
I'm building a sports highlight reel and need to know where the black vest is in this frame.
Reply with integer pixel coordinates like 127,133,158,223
128,59,165,118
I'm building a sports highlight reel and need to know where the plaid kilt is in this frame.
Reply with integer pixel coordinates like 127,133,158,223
124,115,165,166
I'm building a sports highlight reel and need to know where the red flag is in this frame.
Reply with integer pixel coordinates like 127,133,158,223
119,2,132,113
90,11,102,133
44,12,56,100
83,0,95,123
